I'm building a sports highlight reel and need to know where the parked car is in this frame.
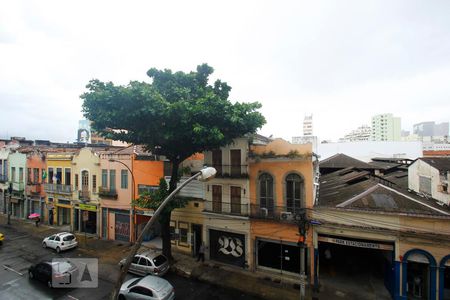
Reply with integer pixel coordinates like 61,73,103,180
119,275,175,300
28,260,79,288
0,232,4,245
119,250,170,277
42,232,78,253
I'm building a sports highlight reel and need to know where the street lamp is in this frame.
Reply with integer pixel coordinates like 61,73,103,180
108,158,136,242
110,167,216,300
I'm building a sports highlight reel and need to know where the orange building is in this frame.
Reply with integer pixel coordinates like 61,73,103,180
248,138,318,280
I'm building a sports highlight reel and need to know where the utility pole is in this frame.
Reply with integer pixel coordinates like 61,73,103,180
7,183,12,225
296,209,309,300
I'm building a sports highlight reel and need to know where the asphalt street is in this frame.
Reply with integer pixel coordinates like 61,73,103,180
0,223,262,300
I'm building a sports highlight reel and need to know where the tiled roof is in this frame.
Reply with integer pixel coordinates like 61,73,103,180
318,168,450,216
320,153,375,169
418,157,450,172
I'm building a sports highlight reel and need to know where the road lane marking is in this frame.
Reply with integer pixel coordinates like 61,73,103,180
2,265,23,276
67,295,79,300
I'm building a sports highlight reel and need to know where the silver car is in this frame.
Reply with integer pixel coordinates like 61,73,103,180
119,250,170,277
119,275,175,300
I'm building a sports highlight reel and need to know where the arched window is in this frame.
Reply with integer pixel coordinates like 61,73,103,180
259,173,274,212
285,173,303,213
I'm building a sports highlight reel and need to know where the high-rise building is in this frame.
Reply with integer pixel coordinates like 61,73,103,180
340,125,371,142
303,115,313,136
371,113,401,141
413,121,449,141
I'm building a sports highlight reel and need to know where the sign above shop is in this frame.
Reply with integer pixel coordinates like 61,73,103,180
318,236,393,251
79,204,97,211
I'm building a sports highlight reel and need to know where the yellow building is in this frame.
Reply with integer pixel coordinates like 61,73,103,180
44,151,78,227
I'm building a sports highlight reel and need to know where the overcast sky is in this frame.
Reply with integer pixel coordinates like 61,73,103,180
1,0,450,143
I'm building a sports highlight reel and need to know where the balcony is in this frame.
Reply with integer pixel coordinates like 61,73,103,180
98,187,118,199
249,204,305,223
26,183,42,195
79,190,91,201
43,183,72,194
12,182,25,191
0,174,7,183
204,200,249,217
211,164,248,179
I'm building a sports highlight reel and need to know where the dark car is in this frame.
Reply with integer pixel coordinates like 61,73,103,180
28,260,79,288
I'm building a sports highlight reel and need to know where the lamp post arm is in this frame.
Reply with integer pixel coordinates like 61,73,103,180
110,171,202,300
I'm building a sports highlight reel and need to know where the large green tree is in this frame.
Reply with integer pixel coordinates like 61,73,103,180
81,64,265,259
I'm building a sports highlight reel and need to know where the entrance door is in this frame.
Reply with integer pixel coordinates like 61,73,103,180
230,186,241,215
407,261,429,299
212,150,222,175
230,149,241,177
212,185,222,213
192,224,202,256
115,213,130,242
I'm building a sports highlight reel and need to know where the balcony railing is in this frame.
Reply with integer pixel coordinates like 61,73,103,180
43,183,72,194
0,174,7,183
211,164,248,179
12,182,25,191
204,200,249,216
98,187,118,199
249,204,305,223
79,190,91,201
26,183,42,195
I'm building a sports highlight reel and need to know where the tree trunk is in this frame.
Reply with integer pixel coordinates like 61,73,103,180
161,159,180,261
160,211,172,260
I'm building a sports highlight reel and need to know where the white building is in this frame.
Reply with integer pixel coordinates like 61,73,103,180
303,115,313,136
340,125,371,142
371,113,401,141
408,157,450,206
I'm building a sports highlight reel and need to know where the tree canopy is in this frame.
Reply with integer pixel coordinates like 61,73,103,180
81,64,266,166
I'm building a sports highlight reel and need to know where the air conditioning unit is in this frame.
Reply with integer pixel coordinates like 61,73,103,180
260,207,268,217
280,211,294,221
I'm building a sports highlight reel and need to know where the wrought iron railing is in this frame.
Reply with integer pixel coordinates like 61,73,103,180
98,187,118,199
79,190,91,201
12,182,25,191
43,183,72,194
210,164,249,178
0,174,7,183
204,200,249,216
26,184,42,194
249,204,304,223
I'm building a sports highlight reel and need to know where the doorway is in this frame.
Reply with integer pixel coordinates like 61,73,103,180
192,224,202,256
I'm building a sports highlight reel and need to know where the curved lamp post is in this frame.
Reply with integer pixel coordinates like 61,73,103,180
108,158,136,242
110,167,216,300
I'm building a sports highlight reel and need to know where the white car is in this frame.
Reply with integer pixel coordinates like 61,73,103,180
119,250,170,277
119,275,175,300
42,232,78,253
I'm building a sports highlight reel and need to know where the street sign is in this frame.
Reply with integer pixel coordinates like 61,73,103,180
79,204,97,211
82,211,89,222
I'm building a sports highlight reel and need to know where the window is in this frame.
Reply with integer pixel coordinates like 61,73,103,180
121,169,128,189
129,287,153,297
19,168,24,183
179,222,188,244
138,184,158,195
33,168,39,184
48,168,54,184
170,221,176,242
27,168,31,184
138,258,148,266
132,256,140,264
101,169,107,187
259,173,274,212
75,174,79,190
92,175,97,191
285,173,303,214
230,149,241,176
11,167,16,182
419,176,432,195
56,168,62,184
109,170,116,190
65,168,71,185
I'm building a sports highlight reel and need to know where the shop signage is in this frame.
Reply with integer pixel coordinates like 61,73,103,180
209,229,246,267
79,204,97,211
318,236,393,251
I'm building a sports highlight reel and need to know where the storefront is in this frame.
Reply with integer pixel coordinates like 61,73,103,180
209,229,246,268
74,203,98,235
135,210,157,242
10,196,24,218
316,234,395,298
56,199,72,226
256,238,306,275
